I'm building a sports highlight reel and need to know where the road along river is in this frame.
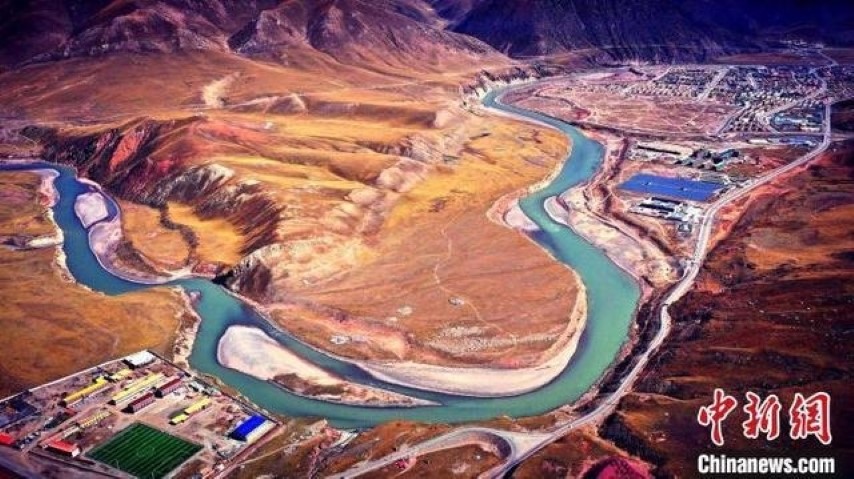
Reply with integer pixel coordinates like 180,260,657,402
0,84,640,429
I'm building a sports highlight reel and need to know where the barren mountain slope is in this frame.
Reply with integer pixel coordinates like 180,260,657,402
597,142,854,477
0,0,504,73
438,0,854,60
228,0,503,72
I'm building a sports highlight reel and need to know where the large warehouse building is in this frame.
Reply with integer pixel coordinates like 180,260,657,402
230,415,272,443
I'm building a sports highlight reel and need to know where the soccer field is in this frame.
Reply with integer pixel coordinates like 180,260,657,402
88,422,201,479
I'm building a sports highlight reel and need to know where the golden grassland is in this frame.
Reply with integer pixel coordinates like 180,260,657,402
288,117,582,366
0,51,353,122
0,48,510,123
0,172,54,237
0,173,185,397
166,202,245,265
118,200,192,270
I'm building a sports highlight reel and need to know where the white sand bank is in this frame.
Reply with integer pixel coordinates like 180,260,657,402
217,325,436,407
353,287,587,397
74,191,109,228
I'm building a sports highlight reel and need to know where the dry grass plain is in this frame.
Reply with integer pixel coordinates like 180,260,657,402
0,173,185,397
554,89,733,135
503,80,736,135
280,118,582,366
166,202,245,265
118,200,193,270
0,172,54,237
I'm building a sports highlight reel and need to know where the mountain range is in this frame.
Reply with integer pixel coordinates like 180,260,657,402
2,0,852,69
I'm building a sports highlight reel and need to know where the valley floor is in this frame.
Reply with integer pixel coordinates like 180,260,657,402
1,38,852,477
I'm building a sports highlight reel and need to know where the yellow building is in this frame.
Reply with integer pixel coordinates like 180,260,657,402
61,377,109,406
184,397,211,415
110,373,164,405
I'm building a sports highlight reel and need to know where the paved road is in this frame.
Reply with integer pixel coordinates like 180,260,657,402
698,67,731,100
330,76,834,479
326,427,549,479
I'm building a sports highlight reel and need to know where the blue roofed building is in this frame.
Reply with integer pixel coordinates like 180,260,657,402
230,415,271,443
619,173,724,202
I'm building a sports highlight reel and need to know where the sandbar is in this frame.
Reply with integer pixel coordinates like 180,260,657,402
217,325,436,407
74,191,109,228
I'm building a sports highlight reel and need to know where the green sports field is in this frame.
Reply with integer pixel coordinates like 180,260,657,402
88,422,201,479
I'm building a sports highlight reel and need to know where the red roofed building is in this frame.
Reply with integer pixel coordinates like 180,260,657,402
46,440,81,458
0,432,15,447
155,377,182,397
126,392,156,413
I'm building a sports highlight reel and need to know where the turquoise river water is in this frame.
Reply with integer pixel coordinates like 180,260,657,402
0,88,639,429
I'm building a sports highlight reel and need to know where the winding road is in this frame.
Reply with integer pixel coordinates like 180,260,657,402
331,73,834,478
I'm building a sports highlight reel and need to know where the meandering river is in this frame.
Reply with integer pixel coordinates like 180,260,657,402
0,86,639,429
